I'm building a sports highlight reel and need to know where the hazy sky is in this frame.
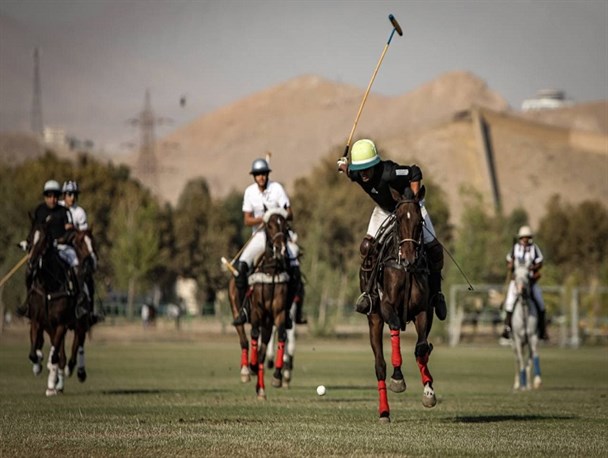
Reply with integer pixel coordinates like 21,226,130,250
1,0,606,151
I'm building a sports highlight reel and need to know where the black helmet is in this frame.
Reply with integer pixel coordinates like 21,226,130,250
250,158,271,175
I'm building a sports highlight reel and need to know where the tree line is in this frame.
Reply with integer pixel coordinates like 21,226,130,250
0,149,606,328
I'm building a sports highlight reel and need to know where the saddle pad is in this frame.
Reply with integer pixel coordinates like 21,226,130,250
248,272,290,285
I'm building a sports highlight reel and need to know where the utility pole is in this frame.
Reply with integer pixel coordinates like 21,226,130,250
31,47,43,137
128,89,171,195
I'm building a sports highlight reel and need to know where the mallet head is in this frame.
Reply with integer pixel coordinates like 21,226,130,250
389,14,403,36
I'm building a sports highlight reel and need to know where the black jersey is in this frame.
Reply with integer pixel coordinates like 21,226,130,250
349,160,422,212
32,203,73,241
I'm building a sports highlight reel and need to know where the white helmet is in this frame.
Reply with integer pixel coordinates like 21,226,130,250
518,225,533,238
62,180,79,193
43,180,61,194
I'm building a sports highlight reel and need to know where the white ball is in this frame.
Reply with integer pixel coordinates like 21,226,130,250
316,385,326,396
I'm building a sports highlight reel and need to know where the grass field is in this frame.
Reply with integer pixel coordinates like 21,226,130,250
1,321,607,457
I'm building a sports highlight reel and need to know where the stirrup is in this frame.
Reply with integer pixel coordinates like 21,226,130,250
354,293,373,315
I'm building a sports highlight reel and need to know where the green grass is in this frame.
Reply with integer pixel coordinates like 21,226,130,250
1,325,607,457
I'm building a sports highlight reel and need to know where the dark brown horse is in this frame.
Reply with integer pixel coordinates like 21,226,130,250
248,209,290,399
25,220,76,395
368,186,437,422
66,229,99,382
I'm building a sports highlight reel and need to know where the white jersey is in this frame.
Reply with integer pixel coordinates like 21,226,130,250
506,242,543,268
60,201,89,231
242,180,290,221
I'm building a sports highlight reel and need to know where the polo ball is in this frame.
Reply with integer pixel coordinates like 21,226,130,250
316,385,326,396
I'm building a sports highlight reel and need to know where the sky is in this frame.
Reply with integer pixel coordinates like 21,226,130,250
0,0,607,152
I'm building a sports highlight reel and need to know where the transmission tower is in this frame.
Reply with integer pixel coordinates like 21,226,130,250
31,47,44,137
128,89,171,195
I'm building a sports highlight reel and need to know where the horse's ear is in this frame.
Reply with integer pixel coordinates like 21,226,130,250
389,186,401,203
416,185,426,201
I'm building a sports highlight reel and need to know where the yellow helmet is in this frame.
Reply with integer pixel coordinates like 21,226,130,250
349,139,381,171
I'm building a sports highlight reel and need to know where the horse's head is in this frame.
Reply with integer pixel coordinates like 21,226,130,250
513,262,531,298
73,229,98,271
390,186,425,266
263,207,289,266
26,219,52,273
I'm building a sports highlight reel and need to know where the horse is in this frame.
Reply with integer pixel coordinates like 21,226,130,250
367,186,437,422
25,220,77,396
510,262,542,390
65,229,99,382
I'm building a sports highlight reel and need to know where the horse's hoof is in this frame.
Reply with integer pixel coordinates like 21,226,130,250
283,369,292,383
77,369,87,383
379,413,391,424
533,376,542,389
257,388,267,400
45,388,58,397
240,366,251,383
422,393,437,408
271,376,282,388
32,364,42,376
390,378,406,393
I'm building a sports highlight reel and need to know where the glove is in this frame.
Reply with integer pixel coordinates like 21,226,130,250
337,157,348,173
17,240,28,252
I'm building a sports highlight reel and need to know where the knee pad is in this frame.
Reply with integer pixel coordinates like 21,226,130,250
425,239,444,272
359,235,375,258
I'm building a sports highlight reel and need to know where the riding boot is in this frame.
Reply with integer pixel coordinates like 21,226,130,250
355,254,379,315
232,262,251,326
501,311,513,339
70,267,89,319
538,309,549,341
426,240,447,320
289,265,307,325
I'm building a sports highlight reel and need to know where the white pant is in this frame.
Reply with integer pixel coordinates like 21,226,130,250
366,202,436,245
57,244,79,268
504,280,545,312
239,231,299,268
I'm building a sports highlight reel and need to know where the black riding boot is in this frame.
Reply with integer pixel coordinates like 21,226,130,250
538,309,549,341
355,237,380,315
501,311,513,339
71,267,89,319
232,262,251,326
289,265,307,325
426,240,447,321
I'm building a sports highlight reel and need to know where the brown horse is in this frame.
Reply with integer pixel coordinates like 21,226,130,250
248,209,290,399
368,186,437,422
25,220,76,395
66,229,99,382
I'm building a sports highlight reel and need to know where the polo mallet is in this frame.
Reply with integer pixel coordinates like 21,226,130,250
220,225,264,277
0,254,29,288
343,14,403,158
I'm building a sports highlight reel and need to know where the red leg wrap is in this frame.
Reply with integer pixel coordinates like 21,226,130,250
390,330,402,368
250,340,258,367
416,355,433,386
241,348,248,367
276,341,285,370
378,380,389,416
258,363,265,389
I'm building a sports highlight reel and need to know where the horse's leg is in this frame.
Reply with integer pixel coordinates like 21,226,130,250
76,322,87,383
380,271,406,393
56,332,66,393
283,302,296,385
414,311,437,408
272,309,287,388
230,278,251,382
29,317,44,376
368,313,390,422
512,332,526,391
266,325,276,369
255,316,272,400
530,317,542,389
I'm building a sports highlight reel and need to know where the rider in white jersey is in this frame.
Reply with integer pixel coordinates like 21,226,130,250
232,158,306,326
501,225,548,340
60,181,89,230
